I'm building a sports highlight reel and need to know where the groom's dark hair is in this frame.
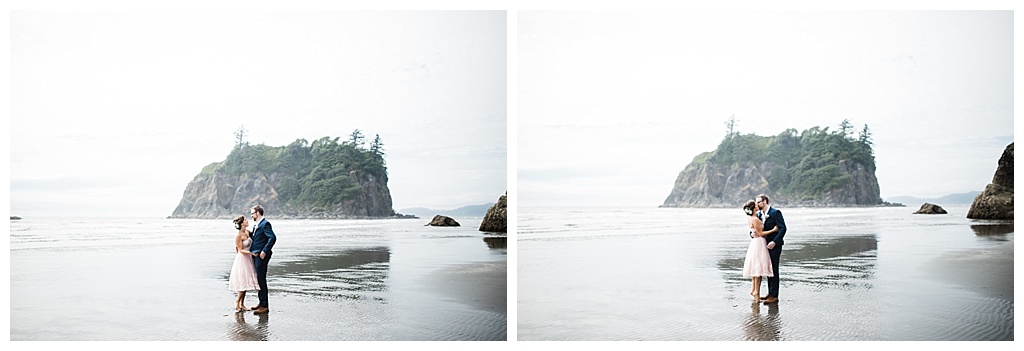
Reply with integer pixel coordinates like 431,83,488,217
757,194,770,204
252,205,265,216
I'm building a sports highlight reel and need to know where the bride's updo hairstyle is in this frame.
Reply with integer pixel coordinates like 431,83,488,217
742,200,757,216
233,215,246,230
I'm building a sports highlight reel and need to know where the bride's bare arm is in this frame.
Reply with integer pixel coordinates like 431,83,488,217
235,232,248,253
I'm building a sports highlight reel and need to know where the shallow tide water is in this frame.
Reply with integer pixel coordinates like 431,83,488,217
10,217,507,341
517,206,1013,341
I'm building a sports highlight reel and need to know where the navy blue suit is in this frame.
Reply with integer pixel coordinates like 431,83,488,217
250,217,276,308
759,207,786,298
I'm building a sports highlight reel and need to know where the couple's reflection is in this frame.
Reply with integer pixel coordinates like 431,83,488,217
230,310,269,341
743,301,781,341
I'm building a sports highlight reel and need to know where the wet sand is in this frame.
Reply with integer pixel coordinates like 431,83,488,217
517,206,1014,341
933,240,1013,301
222,255,507,341
10,218,507,341
426,262,508,313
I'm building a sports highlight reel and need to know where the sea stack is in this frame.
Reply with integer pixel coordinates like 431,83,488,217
967,142,1013,219
662,124,882,207
479,192,507,233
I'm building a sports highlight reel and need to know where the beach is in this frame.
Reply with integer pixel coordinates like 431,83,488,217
10,217,507,341
517,206,1013,341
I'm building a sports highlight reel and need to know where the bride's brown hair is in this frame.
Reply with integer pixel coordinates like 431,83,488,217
232,215,246,230
742,200,757,216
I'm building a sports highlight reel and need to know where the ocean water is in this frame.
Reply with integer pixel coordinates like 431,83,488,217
10,217,507,341
517,205,1014,341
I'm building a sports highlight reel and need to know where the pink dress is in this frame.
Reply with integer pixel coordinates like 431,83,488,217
229,237,261,292
742,226,774,278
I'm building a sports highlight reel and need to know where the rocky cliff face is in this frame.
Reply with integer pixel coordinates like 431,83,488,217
967,143,1013,219
662,159,882,207
170,170,395,219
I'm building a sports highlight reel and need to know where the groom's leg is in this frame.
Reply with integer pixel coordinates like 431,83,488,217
254,255,271,308
767,246,782,297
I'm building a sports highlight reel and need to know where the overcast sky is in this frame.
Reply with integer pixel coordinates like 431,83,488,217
4,7,1019,217
9,11,507,217
518,10,1014,207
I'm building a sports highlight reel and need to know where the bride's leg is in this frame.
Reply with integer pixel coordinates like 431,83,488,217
753,277,762,300
239,291,247,310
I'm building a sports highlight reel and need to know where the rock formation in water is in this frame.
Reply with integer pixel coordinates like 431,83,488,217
913,203,948,214
427,215,461,227
967,143,1013,220
171,170,395,219
479,192,507,233
170,133,398,219
662,123,882,208
663,160,882,207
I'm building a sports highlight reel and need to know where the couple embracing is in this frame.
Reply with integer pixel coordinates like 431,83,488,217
228,205,277,314
741,194,786,304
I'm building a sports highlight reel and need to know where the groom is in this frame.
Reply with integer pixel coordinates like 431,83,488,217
249,205,276,314
756,194,786,304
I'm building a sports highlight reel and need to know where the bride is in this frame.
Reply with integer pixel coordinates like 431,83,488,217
741,200,774,301
228,215,260,312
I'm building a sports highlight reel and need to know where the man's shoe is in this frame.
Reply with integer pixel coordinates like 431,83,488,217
253,307,270,314
763,296,779,304
250,306,260,311
760,295,770,301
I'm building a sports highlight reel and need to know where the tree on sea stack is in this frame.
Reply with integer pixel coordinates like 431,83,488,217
348,129,366,148
234,125,248,149
724,114,738,138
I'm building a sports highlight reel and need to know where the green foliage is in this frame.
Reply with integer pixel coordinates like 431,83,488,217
707,133,772,164
690,151,714,165
277,176,301,203
788,164,852,197
704,120,875,197
200,162,222,175
216,130,388,209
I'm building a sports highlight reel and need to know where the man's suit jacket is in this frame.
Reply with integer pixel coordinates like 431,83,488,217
760,207,787,246
250,217,277,255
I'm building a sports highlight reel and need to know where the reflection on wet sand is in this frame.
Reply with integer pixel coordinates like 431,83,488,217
743,301,781,341
483,236,507,249
719,235,879,288
272,247,391,301
969,223,1014,238
229,311,269,341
